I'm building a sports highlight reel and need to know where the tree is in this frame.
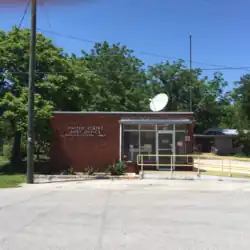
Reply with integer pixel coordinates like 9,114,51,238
230,75,250,154
234,74,250,124
0,88,53,169
194,72,229,132
148,60,197,111
0,27,89,167
81,41,151,111
148,61,230,133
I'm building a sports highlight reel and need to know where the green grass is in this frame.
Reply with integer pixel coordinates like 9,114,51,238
200,170,250,179
171,170,250,179
0,174,25,188
0,156,25,188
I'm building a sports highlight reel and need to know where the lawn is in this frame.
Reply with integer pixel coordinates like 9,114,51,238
0,156,25,188
178,169,250,179
0,174,25,188
200,170,250,179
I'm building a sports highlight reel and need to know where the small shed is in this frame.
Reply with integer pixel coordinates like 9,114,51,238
194,129,242,155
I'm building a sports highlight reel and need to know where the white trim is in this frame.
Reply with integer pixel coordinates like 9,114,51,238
156,130,159,170
120,118,192,125
140,129,157,132
157,130,173,134
173,128,176,168
53,111,194,115
139,125,141,157
124,129,155,132
156,130,175,169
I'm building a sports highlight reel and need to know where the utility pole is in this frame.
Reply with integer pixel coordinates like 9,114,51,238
27,0,37,184
189,33,192,112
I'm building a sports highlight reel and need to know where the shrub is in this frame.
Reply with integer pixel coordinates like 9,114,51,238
68,167,75,175
61,167,75,175
84,166,97,175
108,161,126,176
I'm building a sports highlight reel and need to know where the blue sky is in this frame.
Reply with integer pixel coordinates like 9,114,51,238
1,0,250,88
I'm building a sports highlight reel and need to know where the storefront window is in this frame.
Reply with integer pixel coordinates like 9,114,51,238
140,131,156,162
175,131,188,164
122,126,156,163
123,131,139,162
122,122,191,164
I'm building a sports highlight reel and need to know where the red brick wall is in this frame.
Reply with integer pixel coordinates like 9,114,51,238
49,113,193,172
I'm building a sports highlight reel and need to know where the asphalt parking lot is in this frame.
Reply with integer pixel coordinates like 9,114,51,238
0,179,250,250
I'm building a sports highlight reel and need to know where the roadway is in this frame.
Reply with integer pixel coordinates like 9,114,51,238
0,179,250,250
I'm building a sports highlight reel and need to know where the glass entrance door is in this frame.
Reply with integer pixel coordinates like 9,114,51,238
157,131,175,170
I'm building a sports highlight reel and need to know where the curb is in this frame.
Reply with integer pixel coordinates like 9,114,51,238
34,174,139,183
143,174,199,181
34,174,250,184
143,174,250,182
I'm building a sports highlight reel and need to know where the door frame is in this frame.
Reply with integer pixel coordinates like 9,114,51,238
156,130,175,170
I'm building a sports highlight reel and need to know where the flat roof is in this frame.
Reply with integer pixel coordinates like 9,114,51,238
53,111,194,115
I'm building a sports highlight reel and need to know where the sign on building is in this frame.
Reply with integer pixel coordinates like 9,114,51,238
64,126,106,137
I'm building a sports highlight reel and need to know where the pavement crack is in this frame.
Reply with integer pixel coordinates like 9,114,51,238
95,190,113,250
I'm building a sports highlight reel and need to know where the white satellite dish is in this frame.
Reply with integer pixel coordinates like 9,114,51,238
149,93,169,112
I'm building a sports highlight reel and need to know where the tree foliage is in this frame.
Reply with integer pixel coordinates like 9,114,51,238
81,41,151,111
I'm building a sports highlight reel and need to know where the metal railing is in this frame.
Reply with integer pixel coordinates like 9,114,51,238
136,154,250,179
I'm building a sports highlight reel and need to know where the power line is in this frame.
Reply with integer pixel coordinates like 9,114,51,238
18,0,30,29
4,26,250,72
2,28,250,74
37,28,250,71
201,67,250,71
37,28,94,44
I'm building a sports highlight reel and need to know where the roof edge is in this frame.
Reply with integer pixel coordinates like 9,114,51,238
120,118,192,125
52,111,194,115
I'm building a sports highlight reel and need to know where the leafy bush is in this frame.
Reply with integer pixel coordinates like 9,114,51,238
61,167,75,175
84,166,97,175
68,167,75,175
108,161,126,176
